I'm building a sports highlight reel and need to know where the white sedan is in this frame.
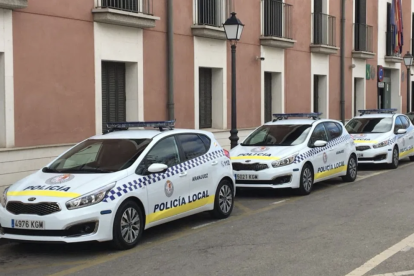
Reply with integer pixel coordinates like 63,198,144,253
345,109,414,168
0,121,235,250
230,113,358,195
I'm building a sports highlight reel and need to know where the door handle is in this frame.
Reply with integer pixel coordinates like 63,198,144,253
179,172,187,177
212,160,218,166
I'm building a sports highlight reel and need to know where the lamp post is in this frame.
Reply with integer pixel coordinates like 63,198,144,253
403,51,413,113
223,12,244,149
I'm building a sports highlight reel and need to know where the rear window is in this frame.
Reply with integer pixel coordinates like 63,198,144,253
242,124,312,146
345,117,393,134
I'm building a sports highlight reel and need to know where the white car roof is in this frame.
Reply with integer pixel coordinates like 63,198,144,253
350,113,397,119
263,118,340,125
89,128,214,140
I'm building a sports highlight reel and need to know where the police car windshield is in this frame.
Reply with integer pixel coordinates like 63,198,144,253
345,117,393,134
44,138,151,173
242,124,312,146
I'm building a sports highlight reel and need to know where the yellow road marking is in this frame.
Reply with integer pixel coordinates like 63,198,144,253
234,201,253,214
7,190,80,198
0,260,88,273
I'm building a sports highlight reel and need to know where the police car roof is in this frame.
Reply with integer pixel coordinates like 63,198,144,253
352,113,397,119
264,118,335,125
89,128,212,140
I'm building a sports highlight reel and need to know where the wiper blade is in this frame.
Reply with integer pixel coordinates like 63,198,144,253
42,167,60,173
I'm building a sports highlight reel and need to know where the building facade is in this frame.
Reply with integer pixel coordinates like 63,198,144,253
0,0,413,189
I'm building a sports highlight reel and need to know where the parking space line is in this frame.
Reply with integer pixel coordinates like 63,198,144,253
0,260,88,274
191,221,218,230
46,165,410,276
344,232,414,276
369,270,414,276
234,201,253,213
272,199,288,205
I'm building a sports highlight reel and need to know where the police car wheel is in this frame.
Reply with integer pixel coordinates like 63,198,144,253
388,147,399,169
341,155,358,182
111,200,144,250
296,163,314,196
210,179,234,219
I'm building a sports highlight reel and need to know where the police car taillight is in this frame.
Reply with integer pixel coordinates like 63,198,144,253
223,149,230,159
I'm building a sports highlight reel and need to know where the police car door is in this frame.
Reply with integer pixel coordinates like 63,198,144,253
394,116,406,158
135,135,189,225
323,121,347,178
175,133,212,209
397,115,414,157
308,122,329,183
401,115,414,155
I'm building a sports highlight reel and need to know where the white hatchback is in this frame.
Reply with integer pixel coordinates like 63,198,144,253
0,121,235,250
230,113,358,195
345,109,414,168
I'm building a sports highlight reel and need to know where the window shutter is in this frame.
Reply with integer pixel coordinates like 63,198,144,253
264,73,272,123
199,68,212,129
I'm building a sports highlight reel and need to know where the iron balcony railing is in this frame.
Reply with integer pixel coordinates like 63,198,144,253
311,13,336,47
261,0,292,39
95,0,153,15
354,23,373,52
194,0,232,28
386,25,403,57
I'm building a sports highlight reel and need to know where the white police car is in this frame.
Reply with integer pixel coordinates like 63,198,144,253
0,121,235,250
230,113,358,195
345,109,414,168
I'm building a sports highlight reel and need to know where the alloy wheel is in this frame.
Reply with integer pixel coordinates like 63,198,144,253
120,207,141,244
219,184,233,214
303,167,313,192
349,157,357,179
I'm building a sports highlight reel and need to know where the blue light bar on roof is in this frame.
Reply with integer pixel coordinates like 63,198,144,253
358,109,397,115
272,113,322,120
106,120,175,130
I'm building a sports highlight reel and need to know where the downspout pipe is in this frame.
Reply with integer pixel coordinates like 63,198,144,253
340,0,345,123
167,0,174,120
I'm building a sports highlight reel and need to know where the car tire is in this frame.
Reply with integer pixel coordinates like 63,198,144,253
388,146,399,169
295,163,314,196
111,199,144,250
341,154,358,182
210,179,234,219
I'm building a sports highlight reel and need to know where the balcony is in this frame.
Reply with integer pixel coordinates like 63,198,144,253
191,0,231,40
310,13,338,55
0,0,27,9
260,0,296,49
385,25,403,63
352,23,375,59
92,0,160,29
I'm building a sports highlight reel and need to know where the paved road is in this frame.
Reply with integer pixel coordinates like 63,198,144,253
1,161,414,276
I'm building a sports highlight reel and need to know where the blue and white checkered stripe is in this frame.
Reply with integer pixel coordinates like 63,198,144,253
293,134,353,164
103,149,225,202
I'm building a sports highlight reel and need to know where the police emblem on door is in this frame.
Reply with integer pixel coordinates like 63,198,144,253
165,180,174,197
323,152,328,163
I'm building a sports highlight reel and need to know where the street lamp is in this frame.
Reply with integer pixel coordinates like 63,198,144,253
403,51,413,112
223,12,244,149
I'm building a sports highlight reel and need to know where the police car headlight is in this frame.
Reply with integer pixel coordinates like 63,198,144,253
1,187,8,208
65,182,116,210
272,153,298,168
373,140,390,149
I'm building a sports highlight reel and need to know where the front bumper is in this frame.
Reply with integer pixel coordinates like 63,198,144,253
233,164,301,189
0,201,114,243
356,144,393,164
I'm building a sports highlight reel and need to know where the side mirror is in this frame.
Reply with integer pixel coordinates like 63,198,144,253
147,163,168,173
313,140,328,147
396,128,407,134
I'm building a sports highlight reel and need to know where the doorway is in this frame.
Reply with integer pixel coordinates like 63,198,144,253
313,74,327,117
378,78,391,109
354,78,364,116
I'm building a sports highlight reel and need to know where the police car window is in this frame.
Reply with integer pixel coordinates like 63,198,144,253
198,134,211,150
345,117,393,133
309,123,328,145
177,134,208,161
47,139,151,173
136,136,180,175
324,122,342,140
394,117,404,131
399,116,410,128
242,125,312,146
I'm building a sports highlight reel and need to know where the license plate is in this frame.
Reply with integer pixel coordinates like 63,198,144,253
235,174,258,180
12,219,45,229
357,153,364,158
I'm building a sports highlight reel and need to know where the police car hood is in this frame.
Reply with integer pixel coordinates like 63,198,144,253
230,145,300,162
350,133,391,145
6,170,128,203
